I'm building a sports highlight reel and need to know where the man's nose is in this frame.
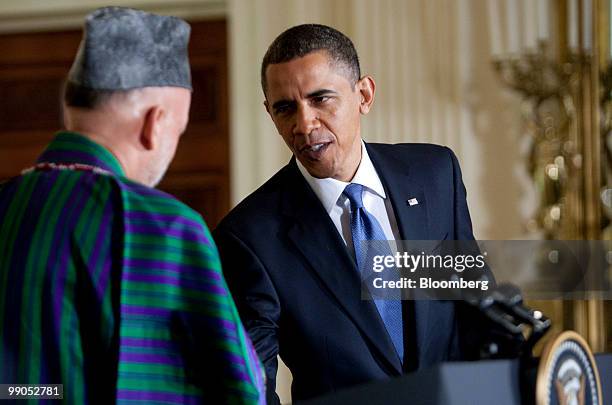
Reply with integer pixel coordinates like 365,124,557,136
293,104,320,136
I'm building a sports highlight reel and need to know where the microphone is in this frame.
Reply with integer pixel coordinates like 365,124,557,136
464,282,551,359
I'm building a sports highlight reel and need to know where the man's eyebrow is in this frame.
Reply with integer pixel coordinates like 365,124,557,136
306,89,337,98
271,89,338,111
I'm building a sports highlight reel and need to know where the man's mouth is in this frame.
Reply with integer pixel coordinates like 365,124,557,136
300,142,331,159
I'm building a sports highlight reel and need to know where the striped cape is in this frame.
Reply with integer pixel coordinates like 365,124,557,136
0,132,265,404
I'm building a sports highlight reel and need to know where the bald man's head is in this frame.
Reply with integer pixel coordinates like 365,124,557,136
63,86,191,187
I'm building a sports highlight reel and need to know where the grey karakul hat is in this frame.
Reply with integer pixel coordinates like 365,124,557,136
68,7,192,91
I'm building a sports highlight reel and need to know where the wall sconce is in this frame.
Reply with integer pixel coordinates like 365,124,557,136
489,0,605,241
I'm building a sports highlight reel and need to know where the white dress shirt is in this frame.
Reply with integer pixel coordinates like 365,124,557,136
296,141,401,253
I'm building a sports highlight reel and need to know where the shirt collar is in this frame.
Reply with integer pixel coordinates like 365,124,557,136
37,131,125,176
296,140,386,214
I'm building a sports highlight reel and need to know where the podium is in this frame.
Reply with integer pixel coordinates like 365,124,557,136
299,354,612,405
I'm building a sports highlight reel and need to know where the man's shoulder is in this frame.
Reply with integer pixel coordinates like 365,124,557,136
367,142,459,173
117,176,206,226
368,142,453,160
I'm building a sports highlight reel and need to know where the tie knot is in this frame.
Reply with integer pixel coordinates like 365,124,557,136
343,183,364,209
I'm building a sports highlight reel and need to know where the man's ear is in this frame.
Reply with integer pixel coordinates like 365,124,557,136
141,105,164,151
357,75,376,115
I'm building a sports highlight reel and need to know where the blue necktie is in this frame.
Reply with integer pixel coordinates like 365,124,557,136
343,183,404,362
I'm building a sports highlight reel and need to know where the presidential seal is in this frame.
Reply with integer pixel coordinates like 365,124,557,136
536,331,602,405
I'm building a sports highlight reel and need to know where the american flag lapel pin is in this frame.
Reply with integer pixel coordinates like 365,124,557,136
407,198,419,206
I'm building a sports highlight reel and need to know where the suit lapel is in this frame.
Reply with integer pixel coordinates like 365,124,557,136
366,143,435,368
281,160,403,375
365,144,430,241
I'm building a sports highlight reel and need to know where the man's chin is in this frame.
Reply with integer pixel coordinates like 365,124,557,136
302,164,334,180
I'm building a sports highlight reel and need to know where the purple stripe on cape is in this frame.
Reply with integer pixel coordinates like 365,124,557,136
120,305,239,335
119,351,251,383
124,223,210,244
120,182,180,199
121,304,171,317
52,177,92,324
207,317,239,334
119,351,184,366
123,273,227,295
90,197,115,291
125,211,204,234
124,264,222,282
120,337,174,349
123,259,222,281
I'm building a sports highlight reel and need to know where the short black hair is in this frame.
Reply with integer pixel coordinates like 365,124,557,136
261,24,361,95
63,81,116,109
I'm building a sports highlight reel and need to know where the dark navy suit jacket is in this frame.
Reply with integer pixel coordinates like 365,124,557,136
213,143,476,403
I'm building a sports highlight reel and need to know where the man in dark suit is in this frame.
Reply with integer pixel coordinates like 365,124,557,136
214,24,477,404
